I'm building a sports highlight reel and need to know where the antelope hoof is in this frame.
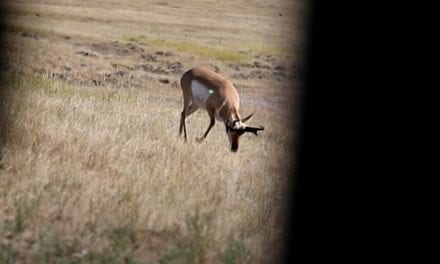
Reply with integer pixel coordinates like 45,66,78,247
196,137,204,143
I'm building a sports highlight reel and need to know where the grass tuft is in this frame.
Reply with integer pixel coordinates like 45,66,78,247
159,210,213,264
220,237,253,264
0,244,18,264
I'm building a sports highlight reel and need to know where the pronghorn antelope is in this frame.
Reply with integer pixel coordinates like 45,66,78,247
179,67,264,152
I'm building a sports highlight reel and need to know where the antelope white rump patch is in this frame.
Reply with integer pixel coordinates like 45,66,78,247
191,80,213,108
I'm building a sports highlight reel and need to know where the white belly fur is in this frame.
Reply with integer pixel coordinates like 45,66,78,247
191,80,213,109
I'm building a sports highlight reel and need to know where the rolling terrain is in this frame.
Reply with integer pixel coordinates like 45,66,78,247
0,0,307,263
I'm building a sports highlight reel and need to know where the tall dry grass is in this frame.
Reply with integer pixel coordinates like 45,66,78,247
0,72,295,263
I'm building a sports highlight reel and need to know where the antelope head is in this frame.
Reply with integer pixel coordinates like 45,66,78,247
225,114,265,152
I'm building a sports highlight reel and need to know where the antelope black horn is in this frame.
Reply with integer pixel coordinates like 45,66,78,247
241,114,253,123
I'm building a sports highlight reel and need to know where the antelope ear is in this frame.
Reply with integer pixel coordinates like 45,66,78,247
241,114,253,123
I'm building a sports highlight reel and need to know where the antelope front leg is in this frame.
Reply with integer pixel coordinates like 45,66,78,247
179,110,187,141
196,110,215,142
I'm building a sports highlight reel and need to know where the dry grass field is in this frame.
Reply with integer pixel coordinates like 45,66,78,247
0,0,307,263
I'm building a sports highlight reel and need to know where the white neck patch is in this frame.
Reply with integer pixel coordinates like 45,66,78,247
214,100,227,121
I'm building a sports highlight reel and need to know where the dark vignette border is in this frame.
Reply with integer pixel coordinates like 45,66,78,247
0,0,361,263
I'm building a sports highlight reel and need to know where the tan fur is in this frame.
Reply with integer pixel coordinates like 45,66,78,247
181,67,240,124
179,67,262,152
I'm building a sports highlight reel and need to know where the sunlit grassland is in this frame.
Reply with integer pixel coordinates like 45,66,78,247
0,0,301,261
1,1,299,63
0,19,289,64
123,36,252,63
0,72,294,263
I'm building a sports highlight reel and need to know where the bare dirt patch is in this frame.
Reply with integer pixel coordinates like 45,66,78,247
3,27,299,108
